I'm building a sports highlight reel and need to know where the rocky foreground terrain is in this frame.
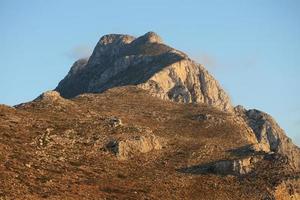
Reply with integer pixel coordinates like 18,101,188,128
0,32,299,199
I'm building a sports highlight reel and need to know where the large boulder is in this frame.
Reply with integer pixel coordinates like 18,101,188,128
214,155,264,175
106,134,162,160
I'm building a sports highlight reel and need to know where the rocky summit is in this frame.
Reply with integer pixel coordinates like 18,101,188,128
1,32,299,200
55,31,232,112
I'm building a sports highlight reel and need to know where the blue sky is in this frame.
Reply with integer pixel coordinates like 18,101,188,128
0,0,299,145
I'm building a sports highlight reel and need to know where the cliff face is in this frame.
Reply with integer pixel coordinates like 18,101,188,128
138,59,232,111
55,32,232,112
235,106,300,171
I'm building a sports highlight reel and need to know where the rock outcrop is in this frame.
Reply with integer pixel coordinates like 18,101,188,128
235,106,300,170
213,155,264,175
35,91,63,102
55,32,232,112
106,134,162,160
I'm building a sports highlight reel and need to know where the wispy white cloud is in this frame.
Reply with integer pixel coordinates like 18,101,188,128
198,53,218,69
66,45,93,59
191,52,259,70
241,55,258,69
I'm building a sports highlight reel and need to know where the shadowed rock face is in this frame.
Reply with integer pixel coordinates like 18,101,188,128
55,32,233,112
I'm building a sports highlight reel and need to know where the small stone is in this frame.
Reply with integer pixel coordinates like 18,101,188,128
192,114,213,121
107,117,123,128
25,163,31,168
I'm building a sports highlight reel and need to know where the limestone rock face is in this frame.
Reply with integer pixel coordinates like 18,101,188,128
235,106,300,170
138,59,232,111
55,32,233,112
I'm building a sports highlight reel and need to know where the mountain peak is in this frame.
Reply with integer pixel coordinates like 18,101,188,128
98,34,135,46
135,31,163,44
98,31,163,47
55,32,232,112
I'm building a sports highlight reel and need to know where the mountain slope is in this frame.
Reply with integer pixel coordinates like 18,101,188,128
1,87,299,199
